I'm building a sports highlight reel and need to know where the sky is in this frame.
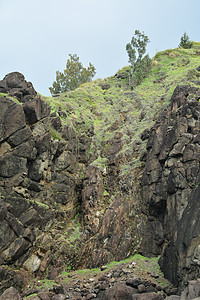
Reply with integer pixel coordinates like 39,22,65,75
0,0,199,96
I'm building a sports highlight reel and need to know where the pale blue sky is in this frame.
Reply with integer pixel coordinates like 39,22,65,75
0,0,199,95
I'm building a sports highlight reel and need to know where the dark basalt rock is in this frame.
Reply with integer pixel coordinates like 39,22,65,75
0,72,37,102
141,85,200,287
1,70,200,297
105,283,137,300
0,97,26,142
23,97,51,124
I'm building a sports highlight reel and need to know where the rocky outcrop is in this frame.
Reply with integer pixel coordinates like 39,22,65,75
0,73,138,294
0,287,22,300
1,71,200,297
141,85,200,287
0,72,37,102
0,73,84,294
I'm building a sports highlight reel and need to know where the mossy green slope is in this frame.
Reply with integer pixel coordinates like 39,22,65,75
43,43,200,176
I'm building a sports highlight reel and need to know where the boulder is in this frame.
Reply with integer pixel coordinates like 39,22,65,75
126,278,142,288
2,236,31,263
23,97,51,124
105,283,136,300
8,126,32,147
53,150,76,173
4,72,25,89
0,154,27,178
0,287,21,300
0,219,17,252
23,254,41,272
19,208,42,228
2,72,37,102
28,159,45,181
5,212,24,236
180,279,200,299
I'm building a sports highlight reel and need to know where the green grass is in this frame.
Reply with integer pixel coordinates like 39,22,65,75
0,92,22,105
49,126,63,140
34,200,49,209
43,45,200,178
58,215,82,247
24,279,58,297
90,156,108,172
25,294,38,299
60,267,101,282
103,189,109,196
58,254,169,288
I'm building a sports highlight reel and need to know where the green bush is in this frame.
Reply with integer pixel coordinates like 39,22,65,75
49,54,96,95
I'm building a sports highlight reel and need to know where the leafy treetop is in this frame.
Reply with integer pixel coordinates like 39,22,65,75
49,54,96,95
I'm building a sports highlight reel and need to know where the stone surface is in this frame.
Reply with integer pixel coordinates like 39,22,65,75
2,237,31,263
0,96,26,142
132,293,163,299
1,72,37,102
23,97,51,124
0,287,21,300
141,86,200,286
105,283,136,300
165,296,180,300
1,73,200,298
180,279,200,300
23,254,41,272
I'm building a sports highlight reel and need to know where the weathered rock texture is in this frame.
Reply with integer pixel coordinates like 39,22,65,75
0,72,37,102
0,73,85,293
0,73,138,294
141,85,200,287
1,72,200,296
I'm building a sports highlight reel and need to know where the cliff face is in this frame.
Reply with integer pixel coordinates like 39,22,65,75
0,72,138,294
0,73,81,292
0,45,200,296
141,85,200,287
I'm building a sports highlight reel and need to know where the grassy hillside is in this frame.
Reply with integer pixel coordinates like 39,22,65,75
43,42,200,176
0,43,200,298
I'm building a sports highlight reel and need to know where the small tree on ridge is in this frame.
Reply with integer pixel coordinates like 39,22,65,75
126,30,151,87
49,54,96,95
179,32,192,49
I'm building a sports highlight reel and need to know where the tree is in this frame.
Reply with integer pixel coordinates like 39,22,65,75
179,32,192,49
49,54,96,95
126,30,151,86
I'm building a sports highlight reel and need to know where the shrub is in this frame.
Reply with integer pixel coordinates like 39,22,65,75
49,54,96,95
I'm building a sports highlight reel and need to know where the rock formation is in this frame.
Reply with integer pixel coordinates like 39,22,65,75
1,70,200,298
141,85,200,288
0,73,138,295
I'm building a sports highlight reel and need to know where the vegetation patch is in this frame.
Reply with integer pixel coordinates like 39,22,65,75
49,126,63,141
90,156,108,172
